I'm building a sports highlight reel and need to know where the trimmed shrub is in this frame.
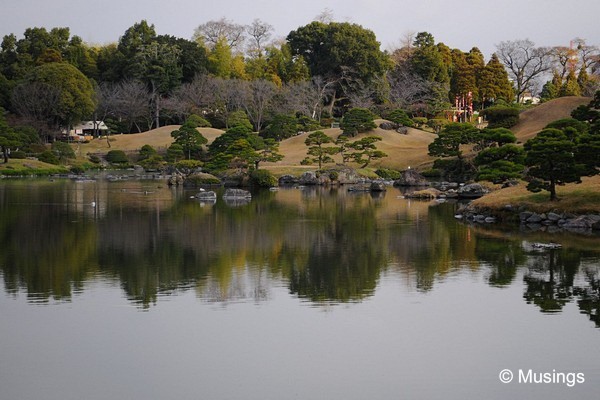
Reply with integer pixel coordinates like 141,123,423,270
375,168,402,180
9,150,26,159
340,108,376,136
250,169,277,187
38,150,60,165
481,106,520,129
386,109,414,127
106,150,129,164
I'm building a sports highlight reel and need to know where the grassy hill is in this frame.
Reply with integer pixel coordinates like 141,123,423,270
511,96,591,143
70,96,591,176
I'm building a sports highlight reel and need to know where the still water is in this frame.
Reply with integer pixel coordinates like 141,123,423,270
1,177,599,400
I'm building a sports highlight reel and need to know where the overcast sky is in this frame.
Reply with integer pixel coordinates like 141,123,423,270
2,0,599,59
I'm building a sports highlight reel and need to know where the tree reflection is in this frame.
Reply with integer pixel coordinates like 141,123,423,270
1,179,600,319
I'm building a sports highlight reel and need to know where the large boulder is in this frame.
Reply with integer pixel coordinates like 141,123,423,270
457,183,488,199
299,171,319,185
278,175,299,186
394,169,429,187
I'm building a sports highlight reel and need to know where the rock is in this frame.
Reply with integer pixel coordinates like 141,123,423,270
474,215,486,223
485,217,496,223
278,175,299,186
379,122,398,130
562,216,594,231
527,213,543,223
223,188,252,199
457,183,488,199
396,126,409,135
454,214,464,219
445,190,459,198
370,182,387,192
299,171,319,185
394,169,429,186
547,212,562,222
519,211,533,222
592,220,600,231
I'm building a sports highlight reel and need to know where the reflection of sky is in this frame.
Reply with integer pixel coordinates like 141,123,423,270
2,267,599,400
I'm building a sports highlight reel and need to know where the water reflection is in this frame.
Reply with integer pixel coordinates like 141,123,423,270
1,179,600,326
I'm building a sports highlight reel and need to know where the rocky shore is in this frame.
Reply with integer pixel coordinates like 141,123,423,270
457,204,600,234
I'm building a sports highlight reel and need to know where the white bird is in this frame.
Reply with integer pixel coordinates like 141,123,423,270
91,201,96,207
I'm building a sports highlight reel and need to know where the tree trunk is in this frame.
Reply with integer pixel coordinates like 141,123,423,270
549,178,557,201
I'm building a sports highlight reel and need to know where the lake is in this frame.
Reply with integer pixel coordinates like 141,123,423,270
1,176,599,400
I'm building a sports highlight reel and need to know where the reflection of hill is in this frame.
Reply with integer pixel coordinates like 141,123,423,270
2,181,600,319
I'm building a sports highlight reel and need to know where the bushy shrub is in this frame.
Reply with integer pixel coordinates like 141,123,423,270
386,109,414,127
250,169,277,187
166,144,184,162
412,117,428,128
106,150,129,164
51,141,76,162
186,114,212,128
88,154,101,164
70,165,85,174
481,106,520,128
340,108,376,136
227,110,253,131
38,150,60,165
138,144,157,161
183,173,221,187
9,150,26,159
375,168,401,180
139,155,165,171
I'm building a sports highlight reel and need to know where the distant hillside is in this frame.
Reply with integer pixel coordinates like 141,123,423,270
512,96,591,143
267,120,436,171
79,125,224,154
78,97,592,173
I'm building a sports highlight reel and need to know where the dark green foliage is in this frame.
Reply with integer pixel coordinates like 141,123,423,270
138,144,157,161
386,109,414,127
139,155,164,171
524,128,582,200
304,130,338,170
375,168,402,180
174,159,202,175
186,114,211,128
10,150,26,159
106,149,129,164
348,136,387,168
38,150,60,165
261,114,298,141
208,125,258,156
481,106,520,128
184,173,220,186
428,123,478,159
250,169,277,187
171,117,208,160
88,154,101,164
227,111,253,131
472,127,517,151
51,141,76,162
69,165,85,174
432,158,476,182
166,143,184,162
340,108,376,137
545,118,588,136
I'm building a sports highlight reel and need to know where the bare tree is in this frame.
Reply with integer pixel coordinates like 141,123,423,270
387,65,434,109
11,81,61,141
193,18,246,51
170,74,217,117
315,8,334,23
550,46,575,80
240,79,277,131
246,19,273,57
496,39,552,103
114,80,151,133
